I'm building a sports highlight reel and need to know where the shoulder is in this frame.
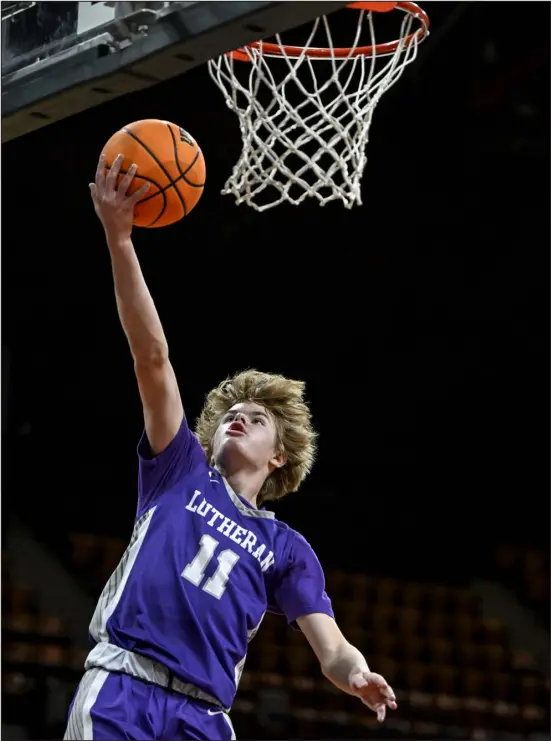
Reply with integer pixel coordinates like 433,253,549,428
136,417,208,519
268,520,318,571
267,517,312,546
138,416,204,465
284,526,318,560
259,509,295,541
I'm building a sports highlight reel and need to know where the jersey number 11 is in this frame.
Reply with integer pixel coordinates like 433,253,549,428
182,534,240,599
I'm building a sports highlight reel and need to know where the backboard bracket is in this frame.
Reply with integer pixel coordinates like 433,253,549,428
2,1,348,142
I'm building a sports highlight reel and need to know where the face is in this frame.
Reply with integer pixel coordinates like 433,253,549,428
211,401,286,476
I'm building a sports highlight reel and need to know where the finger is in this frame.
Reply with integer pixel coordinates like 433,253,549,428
89,183,98,204
129,182,150,204
95,155,107,197
383,683,397,707
371,674,395,701
376,705,386,723
117,163,138,198
105,153,124,194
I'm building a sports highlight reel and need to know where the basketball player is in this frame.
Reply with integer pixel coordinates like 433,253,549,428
64,154,397,740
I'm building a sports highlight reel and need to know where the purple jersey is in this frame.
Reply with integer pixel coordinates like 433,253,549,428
87,416,333,710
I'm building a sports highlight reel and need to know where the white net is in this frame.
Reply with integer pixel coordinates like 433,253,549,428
208,5,428,212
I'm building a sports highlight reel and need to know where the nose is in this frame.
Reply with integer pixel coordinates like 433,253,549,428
234,413,247,425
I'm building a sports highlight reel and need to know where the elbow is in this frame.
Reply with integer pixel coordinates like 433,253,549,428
133,342,169,368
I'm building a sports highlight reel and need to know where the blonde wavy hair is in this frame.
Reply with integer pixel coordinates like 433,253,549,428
195,370,317,504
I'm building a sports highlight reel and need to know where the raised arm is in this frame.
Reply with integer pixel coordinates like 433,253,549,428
90,153,183,455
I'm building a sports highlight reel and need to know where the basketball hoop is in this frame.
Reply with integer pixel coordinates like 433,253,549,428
208,2,429,212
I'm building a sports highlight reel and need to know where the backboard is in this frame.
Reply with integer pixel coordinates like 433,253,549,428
1,1,348,142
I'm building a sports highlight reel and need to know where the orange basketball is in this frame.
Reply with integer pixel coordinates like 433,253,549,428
101,119,206,228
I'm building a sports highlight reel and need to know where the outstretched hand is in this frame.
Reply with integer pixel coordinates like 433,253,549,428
349,669,397,723
90,153,149,241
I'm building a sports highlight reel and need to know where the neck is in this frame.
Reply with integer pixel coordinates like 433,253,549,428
219,468,267,508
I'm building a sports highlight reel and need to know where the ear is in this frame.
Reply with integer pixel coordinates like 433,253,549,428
269,450,287,470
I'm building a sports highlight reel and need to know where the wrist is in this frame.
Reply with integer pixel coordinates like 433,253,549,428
105,229,133,252
325,644,369,679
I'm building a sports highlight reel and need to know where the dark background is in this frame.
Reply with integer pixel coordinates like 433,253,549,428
2,2,550,737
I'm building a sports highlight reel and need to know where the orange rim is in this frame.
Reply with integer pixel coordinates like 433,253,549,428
229,2,429,62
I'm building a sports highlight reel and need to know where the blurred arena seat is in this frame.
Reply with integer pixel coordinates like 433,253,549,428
495,545,550,630
68,532,126,589
2,550,88,738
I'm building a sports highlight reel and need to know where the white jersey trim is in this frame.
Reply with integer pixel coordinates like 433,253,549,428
64,667,110,740
89,507,156,643
223,478,275,519
86,642,228,711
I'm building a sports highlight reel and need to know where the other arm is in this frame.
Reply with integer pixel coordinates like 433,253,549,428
90,154,183,455
297,612,397,722
270,532,397,723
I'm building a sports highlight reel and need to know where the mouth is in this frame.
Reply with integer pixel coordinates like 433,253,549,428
227,422,246,436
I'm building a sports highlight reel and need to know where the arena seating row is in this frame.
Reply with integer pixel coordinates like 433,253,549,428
3,557,80,738
236,667,550,736
63,532,550,638
232,690,551,741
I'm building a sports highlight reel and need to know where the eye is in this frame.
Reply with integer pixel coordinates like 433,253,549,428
253,417,265,425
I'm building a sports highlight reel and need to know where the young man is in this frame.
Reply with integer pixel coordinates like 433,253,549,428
64,154,397,740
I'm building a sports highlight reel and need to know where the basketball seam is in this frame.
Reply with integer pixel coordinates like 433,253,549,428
106,165,168,228
166,124,205,188
139,175,185,204
121,127,186,223
164,126,187,218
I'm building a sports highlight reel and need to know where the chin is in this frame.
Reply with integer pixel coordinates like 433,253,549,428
216,437,248,468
